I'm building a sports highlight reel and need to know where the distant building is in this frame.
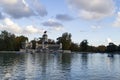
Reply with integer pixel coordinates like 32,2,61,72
42,31,48,49
36,31,62,52
21,31,62,53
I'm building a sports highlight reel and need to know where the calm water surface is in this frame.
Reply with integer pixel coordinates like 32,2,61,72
0,53,120,80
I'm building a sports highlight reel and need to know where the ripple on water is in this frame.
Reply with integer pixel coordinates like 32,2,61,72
0,53,120,80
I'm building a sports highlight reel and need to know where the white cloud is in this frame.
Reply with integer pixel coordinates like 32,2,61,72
107,38,112,43
26,25,38,33
0,0,47,18
22,0,29,7
1,18,22,33
0,0,18,5
0,18,44,34
52,26,64,31
67,0,115,20
24,25,44,34
113,12,120,27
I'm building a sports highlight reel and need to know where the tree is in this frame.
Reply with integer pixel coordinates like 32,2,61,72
15,35,28,50
37,37,43,44
117,45,120,51
48,39,55,44
80,40,88,52
31,39,36,49
97,45,106,52
0,30,16,51
106,43,117,52
57,32,72,50
70,42,79,51
87,46,97,52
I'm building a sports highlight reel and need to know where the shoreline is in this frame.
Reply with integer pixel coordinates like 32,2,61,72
0,51,19,53
0,51,120,54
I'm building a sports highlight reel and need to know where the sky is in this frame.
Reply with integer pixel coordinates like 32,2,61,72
0,0,120,46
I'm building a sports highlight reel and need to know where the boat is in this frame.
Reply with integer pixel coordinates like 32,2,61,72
108,54,114,57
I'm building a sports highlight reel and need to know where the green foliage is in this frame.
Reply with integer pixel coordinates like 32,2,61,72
106,43,117,52
15,35,28,50
70,42,79,51
38,37,42,44
87,46,97,52
0,31,16,51
117,45,120,51
48,39,55,44
0,30,120,53
31,40,36,49
57,32,72,50
97,45,106,52
0,30,28,51
79,40,88,52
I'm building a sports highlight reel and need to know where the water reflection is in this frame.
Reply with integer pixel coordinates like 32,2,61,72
0,53,120,80
25,53,35,79
61,53,71,69
60,53,72,80
40,53,49,80
107,56,114,72
81,54,88,68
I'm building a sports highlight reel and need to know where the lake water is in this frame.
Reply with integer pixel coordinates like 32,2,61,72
0,53,120,80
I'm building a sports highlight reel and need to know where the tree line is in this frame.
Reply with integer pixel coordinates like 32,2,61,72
0,30,120,53
56,32,120,53
0,30,28,51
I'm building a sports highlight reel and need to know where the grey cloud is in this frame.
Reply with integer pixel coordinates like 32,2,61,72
26,0,47,17
42,20,64,31
0,0,34,18
0,12,4,19
4,6,34,18
0,0,47,18
56,14,74,21
79,30,86,32
66,0,115,20
42,21,63,27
